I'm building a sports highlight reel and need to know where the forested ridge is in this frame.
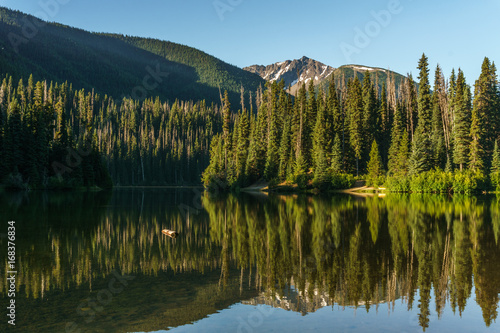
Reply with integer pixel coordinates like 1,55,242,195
203,54,500,193
0,7,264,107
0,73,223,189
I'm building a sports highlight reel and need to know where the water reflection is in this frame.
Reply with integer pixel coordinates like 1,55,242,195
1,190,499,332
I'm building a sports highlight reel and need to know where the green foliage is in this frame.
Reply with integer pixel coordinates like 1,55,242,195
366,140,384,187
452,170,487,194
453,69,472,170
490,172,500,192
387,169,487,194
385,176,410,192
491,140,500,174
409,129,432,175
331,173,355,190
0,7,264,107
409,170,453,193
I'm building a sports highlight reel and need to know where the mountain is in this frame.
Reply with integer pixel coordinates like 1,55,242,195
326,64,407,92
244,56,335,95
0,7,264,106
244,57,407,95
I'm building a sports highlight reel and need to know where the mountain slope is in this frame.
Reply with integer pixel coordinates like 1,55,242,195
0,7,264,105
245,57,407,95
244,56,335,95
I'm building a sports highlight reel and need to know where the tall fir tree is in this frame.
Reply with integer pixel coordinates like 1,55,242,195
347,77,364,176
409,54,433,173
469,57,499,172
453,69,471,171
367,140,383,186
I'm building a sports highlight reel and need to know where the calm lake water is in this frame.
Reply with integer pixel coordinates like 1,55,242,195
1,189,500,332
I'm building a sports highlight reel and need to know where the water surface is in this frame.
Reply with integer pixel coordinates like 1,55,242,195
1,190,499,332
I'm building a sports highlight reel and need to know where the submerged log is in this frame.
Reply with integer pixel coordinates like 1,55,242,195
162,229,178,238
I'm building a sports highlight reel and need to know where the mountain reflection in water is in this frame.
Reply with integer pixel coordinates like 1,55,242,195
1,190,499,332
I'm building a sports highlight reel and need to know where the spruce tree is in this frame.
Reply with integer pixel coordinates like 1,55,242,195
469,57,498,172
222,90,231,172
347,77,364,176
453,69,471,171
417,53,433,134
362,72,377,162
367,140,383,186
264,104,280,180
236,110,250,180
409,54,433,174
491,140,500,174
331,133,343,173
396,130,410,176
431,65,446,169
408,129,431,176
278,118,292,181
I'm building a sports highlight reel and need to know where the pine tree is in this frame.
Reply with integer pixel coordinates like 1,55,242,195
278,118,292,181
331,133,343,173
222,90,231,172
367,140,383,186
312,148,329,187
378,84,389,168
388,102,403,175
453,69,471,171
313,96,328,174
409,54,433,174
264,104,280,180
362,72,378,163
236,110,250,180
491,140,500,174
409,129,431,176
417,53,433,134
347,77,364,176
431,65,446,169
396,130,410,176
469,57,498,172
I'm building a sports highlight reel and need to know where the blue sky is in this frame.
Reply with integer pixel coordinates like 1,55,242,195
3,0,499,84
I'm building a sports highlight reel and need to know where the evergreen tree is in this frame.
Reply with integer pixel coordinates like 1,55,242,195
388,102,403,175
222,90,231,172
491,140,500,174
396,130,410,176
347,77,364,176
236,110,250,180
367,140,383,186
453,69,471,171
408,129,432,176
409,54,433,174
470,58,499,172
278,118,292,181
417,53,433,134
431,65,446,169
331,133,343,173
378,84,389,168
362,72,378,163
264,104,280,180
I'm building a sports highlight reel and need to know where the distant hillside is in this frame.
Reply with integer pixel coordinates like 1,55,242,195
0,7,264,106
325,64,407,93
244,57,408,95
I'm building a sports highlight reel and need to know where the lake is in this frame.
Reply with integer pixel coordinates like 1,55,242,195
1,189,499,332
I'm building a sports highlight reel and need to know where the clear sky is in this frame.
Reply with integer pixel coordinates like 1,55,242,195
3,0,499,84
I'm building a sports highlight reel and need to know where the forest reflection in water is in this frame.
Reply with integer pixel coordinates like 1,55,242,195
0,190,499,332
